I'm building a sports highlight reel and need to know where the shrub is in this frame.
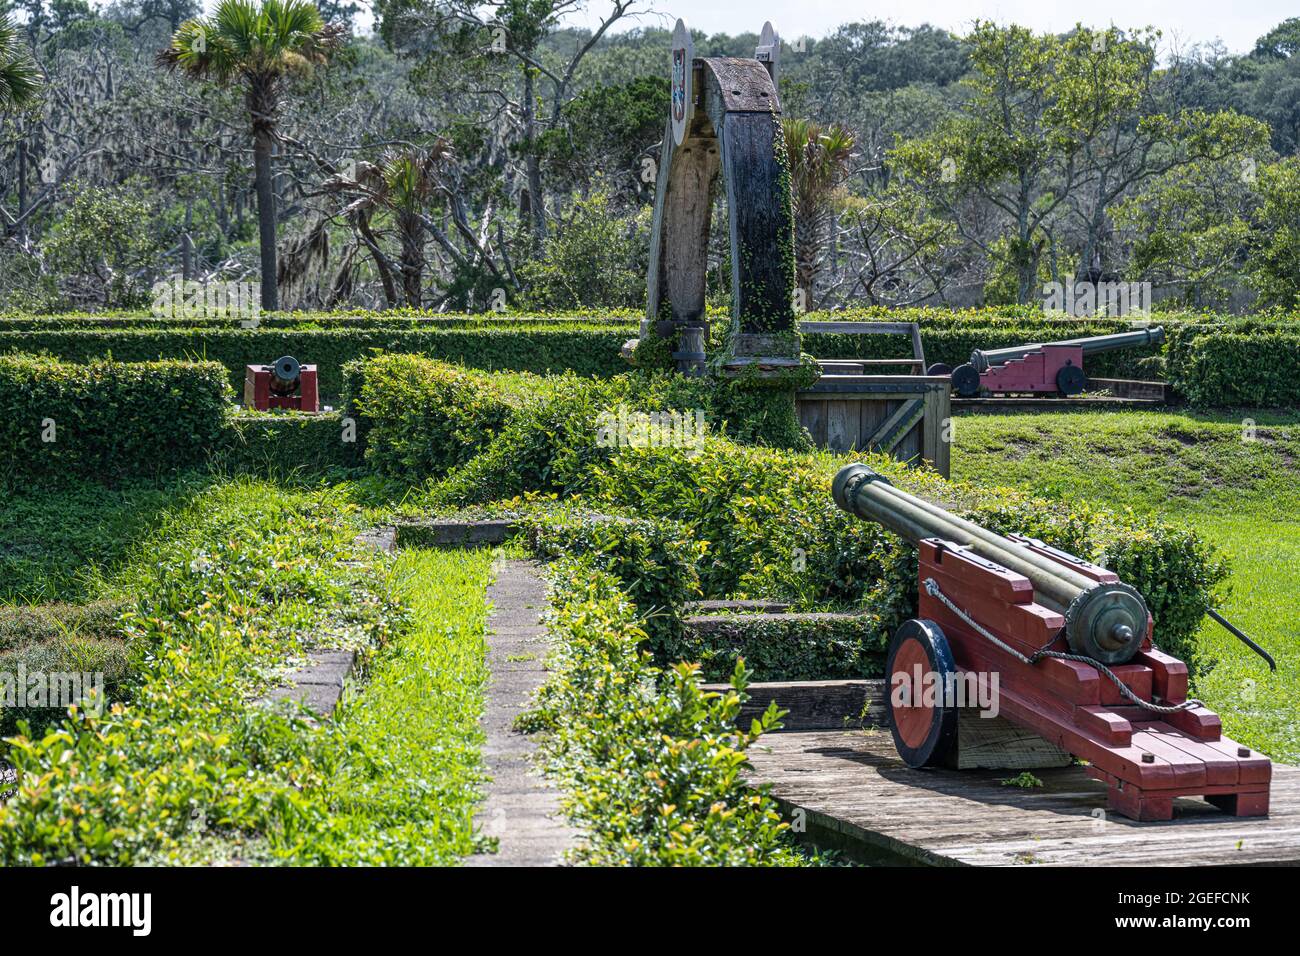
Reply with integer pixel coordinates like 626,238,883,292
346,354,512,479
428,374,621,506
216,410,360,478
1177,332,1300,407
523,560,803,866
0,354,230,484
0,326,631,397
676,612,878,681
524,511,704,659
517,190,650,310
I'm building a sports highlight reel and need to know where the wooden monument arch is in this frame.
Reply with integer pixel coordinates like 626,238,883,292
645,20,799,374
641,21,950,476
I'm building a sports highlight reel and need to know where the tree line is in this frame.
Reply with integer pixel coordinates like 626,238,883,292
1,1,1299,314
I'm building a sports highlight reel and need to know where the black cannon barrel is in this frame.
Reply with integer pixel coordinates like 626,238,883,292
270,355,302,396
970,326,1165,373
832,463,1149,664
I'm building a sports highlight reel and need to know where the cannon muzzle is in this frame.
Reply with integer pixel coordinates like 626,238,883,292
270,355,302,396
970,326,1164,373
833,463,1148,663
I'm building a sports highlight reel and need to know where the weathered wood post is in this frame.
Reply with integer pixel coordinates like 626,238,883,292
637,20,816,445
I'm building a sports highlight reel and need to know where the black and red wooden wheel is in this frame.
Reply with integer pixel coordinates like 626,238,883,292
885,618,959,768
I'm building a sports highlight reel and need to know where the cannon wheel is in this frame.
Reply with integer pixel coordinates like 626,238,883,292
950,363,982,397
885,619,959,768
1056,363,1086,397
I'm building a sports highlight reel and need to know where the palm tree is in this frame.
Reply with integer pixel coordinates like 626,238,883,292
158,0,344,311
323,141,452,308
0,14,41,113
782,117,856,307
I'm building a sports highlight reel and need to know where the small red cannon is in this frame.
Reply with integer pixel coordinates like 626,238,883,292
949,327,1164,397
243,355,320,412
833,463,1271,821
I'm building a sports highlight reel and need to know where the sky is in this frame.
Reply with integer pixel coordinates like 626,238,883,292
569,0,1290,57
193,1,1292,59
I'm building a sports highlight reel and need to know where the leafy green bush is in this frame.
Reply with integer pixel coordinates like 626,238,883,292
517,190,650,310
676,612,878,681
428,374,622,505
1177,332,1300,407
345,354,512,479
216,410,361,478
523,560,803,866
524,511,704,659
0,325,631,396
0,354,230,484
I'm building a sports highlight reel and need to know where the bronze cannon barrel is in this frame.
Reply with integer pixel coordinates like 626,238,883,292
969,326,1164,373
832,463,1149,663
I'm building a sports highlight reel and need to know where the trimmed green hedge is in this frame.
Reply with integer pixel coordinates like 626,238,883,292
344,354,514,479
522,560,802,866
0,354,231,484
674,612,877,681
216,411,360,478
1175,333,1300,408
7,307,1297,408
0,327,630,396
525,512,704,659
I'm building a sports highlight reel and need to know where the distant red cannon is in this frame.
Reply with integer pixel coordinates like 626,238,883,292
833,462,1271,822
244,355,319,412
949,327,1165,397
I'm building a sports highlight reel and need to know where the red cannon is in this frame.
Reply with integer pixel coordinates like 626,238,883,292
244,355,319,412
833,463,1271,821
949,327,1165,397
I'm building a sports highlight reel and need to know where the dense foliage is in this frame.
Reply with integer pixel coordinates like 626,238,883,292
1178,332,1300,407
522,560,803,866
5,6,1300,313
345,353,511,477
0,353,230,483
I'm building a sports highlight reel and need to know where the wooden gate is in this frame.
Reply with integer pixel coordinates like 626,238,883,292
798,321,950,477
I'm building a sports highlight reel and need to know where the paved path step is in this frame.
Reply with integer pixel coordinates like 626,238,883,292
465,559,575,867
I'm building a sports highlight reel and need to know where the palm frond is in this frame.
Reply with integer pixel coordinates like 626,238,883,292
0,14,42,111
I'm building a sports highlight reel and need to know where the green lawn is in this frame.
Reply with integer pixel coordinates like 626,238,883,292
952,409,1300,762
317,547,493,864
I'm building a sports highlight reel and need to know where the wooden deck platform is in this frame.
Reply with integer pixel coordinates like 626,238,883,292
746,728,1300,866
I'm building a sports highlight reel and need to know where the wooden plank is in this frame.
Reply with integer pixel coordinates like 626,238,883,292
859,397,890,450
798,397,826,446
825,400,851,451
865,397,926,454
955,710,1073,770
926,385,952,478
745,730,1300,866
801,321,919,334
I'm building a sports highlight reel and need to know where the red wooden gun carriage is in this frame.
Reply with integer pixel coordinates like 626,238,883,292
833,463,1271,821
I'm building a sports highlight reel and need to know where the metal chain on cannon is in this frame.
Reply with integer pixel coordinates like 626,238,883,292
922,577,1205,715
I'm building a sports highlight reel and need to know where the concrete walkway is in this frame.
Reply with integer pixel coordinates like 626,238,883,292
465,559,575,867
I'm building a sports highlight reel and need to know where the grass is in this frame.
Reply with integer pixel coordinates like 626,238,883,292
0,477,495,865
0,476,216,603
952,408,1300,761
316,547,493,864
